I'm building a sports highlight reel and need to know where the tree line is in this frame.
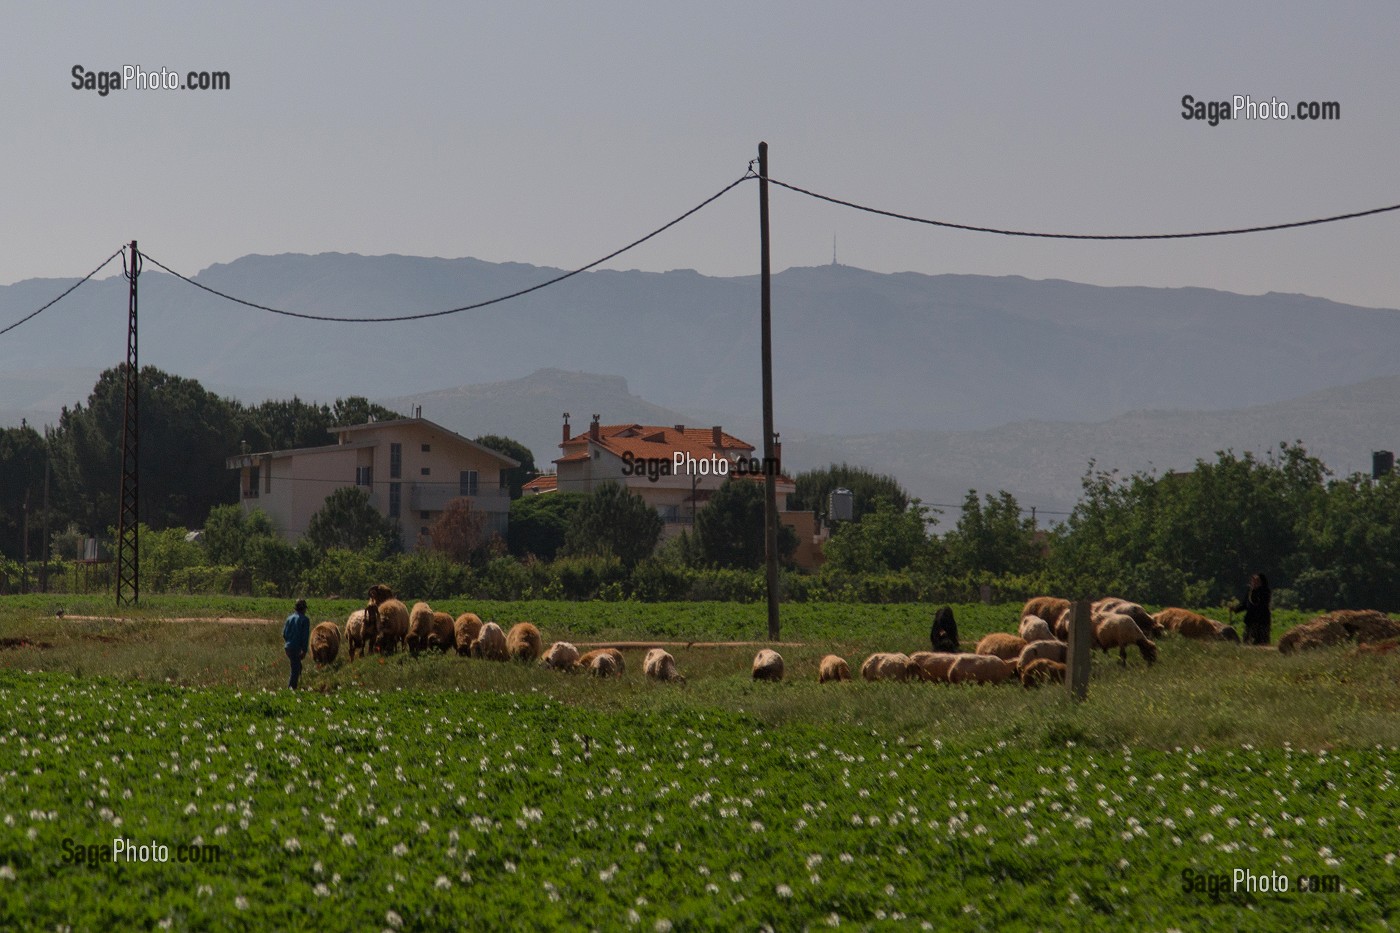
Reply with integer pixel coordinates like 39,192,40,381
2,367,1397,610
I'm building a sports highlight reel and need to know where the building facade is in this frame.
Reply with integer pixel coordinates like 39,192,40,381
226,417,518,551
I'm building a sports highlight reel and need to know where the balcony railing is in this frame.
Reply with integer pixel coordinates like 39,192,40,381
408,483,510,513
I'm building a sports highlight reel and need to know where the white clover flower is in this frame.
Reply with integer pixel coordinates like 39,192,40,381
340,833,356,847
776,884,793,898
0,866,15,881
435,876,451,890
386,910,403,929
234,896,248,910
314,883,330,897
284,838,300,853
392,843,408,857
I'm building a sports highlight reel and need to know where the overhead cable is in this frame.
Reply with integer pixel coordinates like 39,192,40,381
765,176,1400,240
141,174,756,322
0,247,128,337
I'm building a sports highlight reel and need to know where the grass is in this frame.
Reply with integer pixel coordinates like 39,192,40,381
0,597,1392,751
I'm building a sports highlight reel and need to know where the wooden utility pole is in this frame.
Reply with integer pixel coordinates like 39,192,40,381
39,442,50,593
758,142,780,641
1067,600,1093,701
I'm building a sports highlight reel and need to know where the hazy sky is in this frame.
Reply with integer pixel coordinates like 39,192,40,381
5,1,1399,309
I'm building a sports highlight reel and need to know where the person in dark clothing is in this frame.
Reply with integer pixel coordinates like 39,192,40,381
1231,573,1272,646
283,598,311,689
930,606,960,652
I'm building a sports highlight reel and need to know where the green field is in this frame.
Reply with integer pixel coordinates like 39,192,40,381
0,597,1395,929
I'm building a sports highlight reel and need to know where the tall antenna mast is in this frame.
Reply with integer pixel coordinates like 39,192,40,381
832,235,837,266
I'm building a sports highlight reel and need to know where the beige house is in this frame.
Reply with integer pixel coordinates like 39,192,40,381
551,415,826,568
226,416,518,551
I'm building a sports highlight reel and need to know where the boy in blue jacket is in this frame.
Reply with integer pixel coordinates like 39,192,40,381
283,598,311,689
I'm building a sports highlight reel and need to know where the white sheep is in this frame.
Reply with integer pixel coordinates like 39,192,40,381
643,648,685,683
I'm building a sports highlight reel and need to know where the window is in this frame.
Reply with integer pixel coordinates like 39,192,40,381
659,504,679,523
421,467,431,476
420,511,430,520
421,443,431,453
460,470,479,496
246,466,260,498
389,482,401,518
355,466,374,487
264,465,272,494
389,443,402,479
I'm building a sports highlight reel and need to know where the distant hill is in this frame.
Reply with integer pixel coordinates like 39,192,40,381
3,253,1400,438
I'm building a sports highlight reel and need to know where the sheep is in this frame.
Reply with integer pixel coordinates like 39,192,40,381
907,651,961,683
426,611,457,652
540,641,580,672
817,654,851,683
1153,607,1239,642
587,652,620,678
1020,658,1066,689
1278,610,1400,654
345,609,374,660
947,654,1015,685
1093,612,1158,666
1094,598,1164,638
310,621,341,665
644,648,685,683
752,649,784,682
578,648,624,678
472,621,509,661
404,601,435,655
506,622,543,663
975,633,1028,662
365,585,409,655
1022,597,1070,629
860,652,913,682
1015,640,1068,671
1018,615,1056,644
453,612,484,656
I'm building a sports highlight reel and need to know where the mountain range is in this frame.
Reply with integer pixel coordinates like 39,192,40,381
3,253,1398,519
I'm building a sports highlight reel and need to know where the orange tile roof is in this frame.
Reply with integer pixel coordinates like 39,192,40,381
523,474,558,493
554,424,755,467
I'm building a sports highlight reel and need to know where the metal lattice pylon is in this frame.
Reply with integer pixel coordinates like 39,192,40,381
115,241,140,607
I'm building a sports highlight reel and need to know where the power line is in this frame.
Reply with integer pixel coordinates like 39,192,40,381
0,247,128,338
141,174,756,323
766,176,1400,240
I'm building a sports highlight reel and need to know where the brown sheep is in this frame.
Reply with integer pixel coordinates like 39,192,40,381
947,654,1014,685
506,622,543,662
453,612,484,656
817,654,851,683
345,609,374,660
365,585,409,655
975,633,1028,661
1153,607,1238,642
752,649,784,682
860,652,913,682
426,611,456,652
310,621,341,665
540,641,580,672
1093,612,1158,666
1094,598,1164,638
405,601,435,655
907,651,961,683
1015,640,1068,671
1022,597,1070,630
1018,616,1056,643
472,621,509,661
1278,610,1400,654
1020,658,1066,689
643,648,685,683
578,648,624,678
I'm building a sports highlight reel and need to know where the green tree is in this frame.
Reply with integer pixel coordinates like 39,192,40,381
0,424,48,560
51,365,243,532
563,482,662,567
201,504,276,566
304,487,400,554
508,492,587,560
473,434,536,499
329,396,401,428
942,490,1042,578
791,463,910,523
822,498,930,574
694,479,798,569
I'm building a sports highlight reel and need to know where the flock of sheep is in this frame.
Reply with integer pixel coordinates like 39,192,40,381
304,584,687,684
302,585,1397,691
755,595,1242,690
